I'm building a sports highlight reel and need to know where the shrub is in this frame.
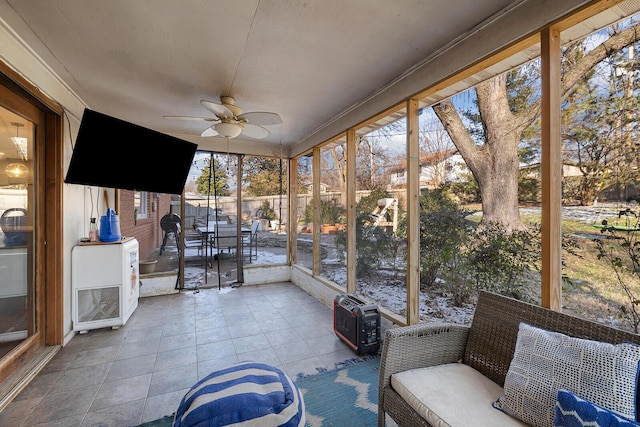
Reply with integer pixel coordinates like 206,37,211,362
518,176,539,202
442,173,480,204
417,191,541,305
304,199,345,225
257,200,277,221
467,222,540,302
335,188,397,276
418,190,474,293
595,225,640,333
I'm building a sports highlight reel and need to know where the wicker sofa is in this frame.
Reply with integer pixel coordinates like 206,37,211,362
378,291,640,426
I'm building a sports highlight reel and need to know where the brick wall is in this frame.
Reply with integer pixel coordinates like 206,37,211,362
119,190,173,260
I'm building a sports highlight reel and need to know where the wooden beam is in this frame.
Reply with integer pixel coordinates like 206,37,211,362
289,157,298,265
312,147,321,275
413,1,624,104
349,103,406,137
406,99,420,324
179,189,186,289
346,130,356,294
236,155,244,283
0,61,64,115
44,111,63,345
540,27,563,311
552,0,625,33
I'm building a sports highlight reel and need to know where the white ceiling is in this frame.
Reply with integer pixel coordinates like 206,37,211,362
0,0,517,153
1,0,638,159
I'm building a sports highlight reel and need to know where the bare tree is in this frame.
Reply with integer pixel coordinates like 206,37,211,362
356,137,391,190
432,23,640,230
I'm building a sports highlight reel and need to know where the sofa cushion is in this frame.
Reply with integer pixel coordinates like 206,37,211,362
493,323,640,427
391,363,528,426
555,389,640,427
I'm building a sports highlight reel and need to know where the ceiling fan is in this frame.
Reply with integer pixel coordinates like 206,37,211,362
164,96,282,139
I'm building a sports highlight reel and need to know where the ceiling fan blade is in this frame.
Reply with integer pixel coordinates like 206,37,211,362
200,127,219,137
200,100,233,118
238,112,282,126
241,123,270,139
164,115,216,121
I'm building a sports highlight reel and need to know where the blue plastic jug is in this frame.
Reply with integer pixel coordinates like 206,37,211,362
99,208,121,242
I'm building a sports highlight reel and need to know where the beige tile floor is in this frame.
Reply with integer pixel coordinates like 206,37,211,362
0,282,366,427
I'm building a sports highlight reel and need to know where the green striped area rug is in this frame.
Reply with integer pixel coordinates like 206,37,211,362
295,356,380,427
133,356,380,427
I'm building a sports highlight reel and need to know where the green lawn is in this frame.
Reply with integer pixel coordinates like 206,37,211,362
524,213,640,333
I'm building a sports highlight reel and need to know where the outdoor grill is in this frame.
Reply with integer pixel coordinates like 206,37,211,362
159,213,180,255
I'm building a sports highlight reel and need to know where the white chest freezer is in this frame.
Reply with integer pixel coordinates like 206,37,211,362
72,237,139,332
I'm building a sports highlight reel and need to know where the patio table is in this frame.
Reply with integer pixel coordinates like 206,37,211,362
196,225,251,264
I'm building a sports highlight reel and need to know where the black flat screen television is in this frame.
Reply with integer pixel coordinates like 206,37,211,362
65,109,198,194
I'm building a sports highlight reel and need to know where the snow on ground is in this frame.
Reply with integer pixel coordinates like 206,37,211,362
319,264,476,325
314,203,635,325
174,203,632,325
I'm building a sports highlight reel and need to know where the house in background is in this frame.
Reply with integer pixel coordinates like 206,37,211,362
387,149,468,189
519,162,584,180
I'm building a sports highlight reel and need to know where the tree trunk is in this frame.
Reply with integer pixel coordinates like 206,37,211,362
434,75,527,231
578,175,600,206
475,141,523,230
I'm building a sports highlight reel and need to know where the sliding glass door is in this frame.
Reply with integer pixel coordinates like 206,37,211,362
0,86,45,382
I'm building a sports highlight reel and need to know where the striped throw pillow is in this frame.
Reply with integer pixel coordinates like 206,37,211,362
173,361,305,427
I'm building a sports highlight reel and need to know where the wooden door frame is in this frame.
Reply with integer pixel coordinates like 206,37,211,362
0,62,64,380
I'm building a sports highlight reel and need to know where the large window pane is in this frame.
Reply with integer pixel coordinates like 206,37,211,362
416,55,545,324
560,15,640,333
178,151,242,288
295,154,313,270
354,115,407,317
240,155,288,265
318,143,347,287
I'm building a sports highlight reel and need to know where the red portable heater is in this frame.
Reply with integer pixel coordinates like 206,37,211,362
334,294,380,355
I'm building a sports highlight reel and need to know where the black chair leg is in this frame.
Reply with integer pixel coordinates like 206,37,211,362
159,232,169,255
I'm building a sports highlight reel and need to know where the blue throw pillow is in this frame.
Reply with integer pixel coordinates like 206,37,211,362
173,361,305,427
555,389,640,427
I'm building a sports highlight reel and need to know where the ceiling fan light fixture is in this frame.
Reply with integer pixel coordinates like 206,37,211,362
168,98,280,140
215,122,243,138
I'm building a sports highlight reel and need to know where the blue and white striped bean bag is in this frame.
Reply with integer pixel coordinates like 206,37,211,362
173,361,305,427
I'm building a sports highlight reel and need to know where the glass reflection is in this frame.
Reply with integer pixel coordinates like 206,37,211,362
0,108,34,358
